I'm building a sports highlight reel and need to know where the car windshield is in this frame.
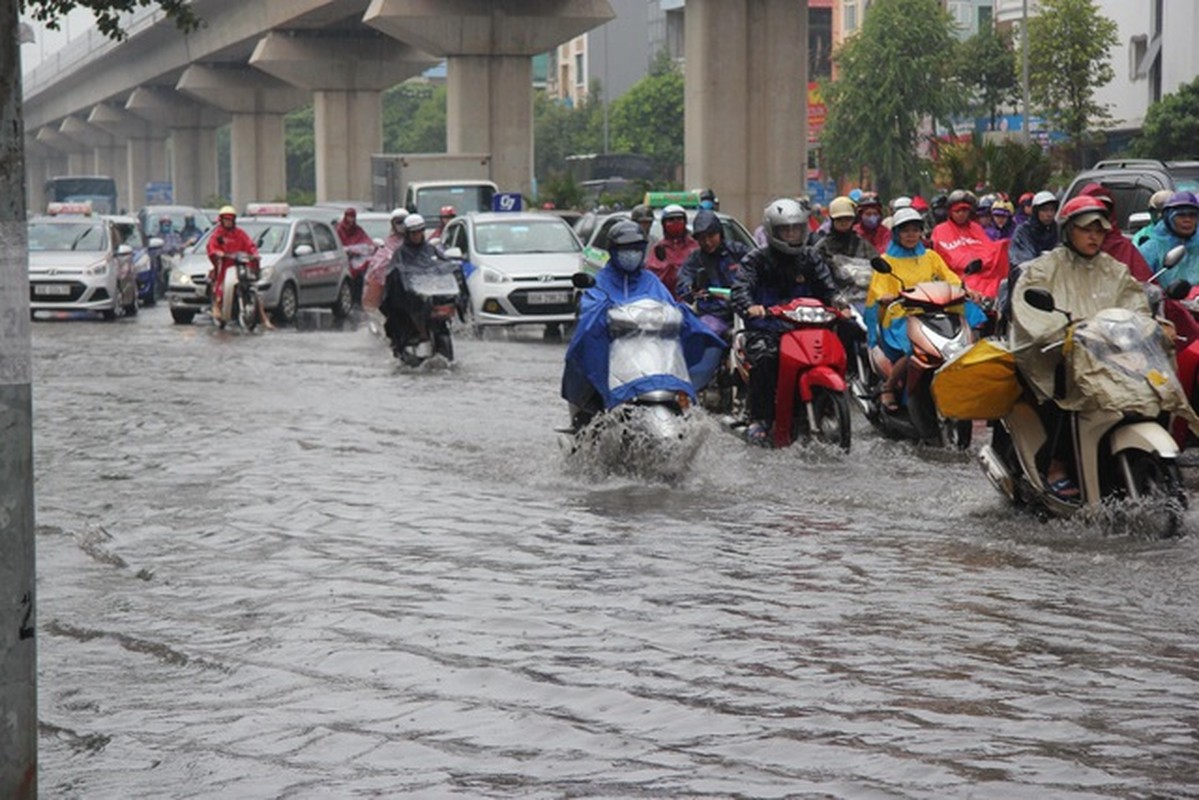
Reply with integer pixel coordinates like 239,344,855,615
474,221,580,255
240,221,290,254
28,221,108,252
415,186,494,217
358,218,393,241
143,208,206,237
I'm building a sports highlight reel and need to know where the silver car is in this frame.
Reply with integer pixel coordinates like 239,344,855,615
167,214,353,325
28,212,138,320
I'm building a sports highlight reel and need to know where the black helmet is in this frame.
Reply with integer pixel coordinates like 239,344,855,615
607,219,647,248
930,193,948,210
947,189,978,209
691,209,722,238
630,204,653,223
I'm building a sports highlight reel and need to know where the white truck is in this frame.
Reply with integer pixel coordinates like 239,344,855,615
370,153,498,217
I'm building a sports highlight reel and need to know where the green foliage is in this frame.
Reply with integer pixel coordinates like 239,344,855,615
955,27,1018,131
1131,76,1199,160
382,84,446,153
932,135,1052,199
285,105,314,201
1023,0,1118,164
533,83,603,182
608,53,684,179
24,0,201,39
819,0,964,197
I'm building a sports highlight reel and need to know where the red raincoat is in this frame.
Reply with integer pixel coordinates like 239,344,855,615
206,225,259,305
645,235,698,298
931,219,1010,299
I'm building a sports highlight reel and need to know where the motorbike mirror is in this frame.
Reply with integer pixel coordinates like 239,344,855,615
116,244,133,256
1167,279,1193,300
294,244,314,257
869,256,892,275
1165,244,1187,268
443,246,463,260
571,272,596,289
373,237,384,247
964,258,984,275
148,236,165,249
1023,287,1057,313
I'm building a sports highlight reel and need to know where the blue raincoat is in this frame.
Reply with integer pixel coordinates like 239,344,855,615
1136,215,1199,286
561,266,726,409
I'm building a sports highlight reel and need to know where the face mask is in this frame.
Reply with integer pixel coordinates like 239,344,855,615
612,247,643,274
663,219,687,238
860,213,881,230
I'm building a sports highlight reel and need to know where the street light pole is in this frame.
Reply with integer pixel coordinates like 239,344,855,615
1021,0,1032,144
1,0,38,797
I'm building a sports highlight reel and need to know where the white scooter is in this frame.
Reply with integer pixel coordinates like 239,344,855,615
213,253,263,331
978,287,1188,536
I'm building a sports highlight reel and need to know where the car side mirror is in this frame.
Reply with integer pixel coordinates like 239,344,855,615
1023,287,1057,312
116,244,133,256
1165,244,1187,268
294,244,314,257
443,246,463,259
571,272,596,289
869,256,892,274
372,237,385,247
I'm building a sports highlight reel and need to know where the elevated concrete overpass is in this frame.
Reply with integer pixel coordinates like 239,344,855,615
23,0,807,227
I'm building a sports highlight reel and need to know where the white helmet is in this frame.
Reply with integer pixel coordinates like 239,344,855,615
1031,191,1058,209
405,213,426,231
390,207,408,221
891,196,913,212
763,197,809,255
891,207,924,230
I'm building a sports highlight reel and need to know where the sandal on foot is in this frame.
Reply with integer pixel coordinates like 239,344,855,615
879,389,900,412
1047,476,1080,501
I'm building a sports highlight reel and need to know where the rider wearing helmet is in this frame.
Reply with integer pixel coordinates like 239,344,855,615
382,213,463,360
1132,189,1176,249
1015,192,1035,226
732,197,839,444
1074,183,1153,282
180,214,203,246
336,207,376,306
698,188,719,211
1009,191,1060,270
1139,190,1199,287
156,215,183,255
432,205,457,240
931,189,1007,300
629,204,654,239
561,219,724,430
676,209,750,337
816,195,877,262
929,193,950,226
865,207,966,412
206,205,261,322
1010,195,1160,499
985,199,1016,241
362,208,409,312
645,203,698,297
853,192,891,253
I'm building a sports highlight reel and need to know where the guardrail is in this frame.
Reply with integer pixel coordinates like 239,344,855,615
22,7,166,97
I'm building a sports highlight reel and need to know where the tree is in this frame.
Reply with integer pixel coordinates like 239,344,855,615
3,4,198,798
955,26,1019,132
1023,0,1118,167
533,81,603,185
285,104,315,205
819,0,963,198
608,50,684,181
1131,76,1199,160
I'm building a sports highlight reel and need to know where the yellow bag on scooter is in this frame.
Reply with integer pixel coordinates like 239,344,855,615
932,338,1021,420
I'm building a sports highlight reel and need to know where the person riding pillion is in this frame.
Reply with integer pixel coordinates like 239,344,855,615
732,198,840,445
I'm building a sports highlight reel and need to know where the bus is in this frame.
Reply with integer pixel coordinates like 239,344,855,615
44,175,119,215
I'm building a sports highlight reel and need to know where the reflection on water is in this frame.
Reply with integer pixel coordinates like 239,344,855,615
31,309,1199,798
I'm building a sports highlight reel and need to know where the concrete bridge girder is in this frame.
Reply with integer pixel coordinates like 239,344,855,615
177,64,310,207
89,103,171,210
365,0,615,197
249,30,439,202
126,87,228,208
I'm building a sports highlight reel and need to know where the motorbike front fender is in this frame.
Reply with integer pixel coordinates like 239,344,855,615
1110,421,1180,460
797,365,847,402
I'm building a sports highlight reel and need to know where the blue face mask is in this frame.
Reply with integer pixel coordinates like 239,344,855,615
611,247,644,274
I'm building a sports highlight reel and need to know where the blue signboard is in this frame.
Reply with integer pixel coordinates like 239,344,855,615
145,181,173,204
492,192,523,212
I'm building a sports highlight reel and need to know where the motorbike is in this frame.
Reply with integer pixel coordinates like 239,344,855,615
726,296,852,451
1145,246,1199,447
561,273,717,482
976,287,1188,536
213,252,263,331
854,259,974,448
384,256,461,367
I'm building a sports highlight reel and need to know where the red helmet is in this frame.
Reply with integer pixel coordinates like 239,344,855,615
439,205,456,218
1057,196,1111,232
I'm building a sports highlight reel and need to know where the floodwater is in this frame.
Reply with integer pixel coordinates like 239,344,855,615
30,306,1199,798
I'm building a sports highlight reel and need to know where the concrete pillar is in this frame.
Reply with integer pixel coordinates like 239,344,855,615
126,87,228,207
60,115,127,209
58,117,105,178
176,65,308,208
364,0,614,197
31,127,74,210
89,102,169,209
685,0,807,227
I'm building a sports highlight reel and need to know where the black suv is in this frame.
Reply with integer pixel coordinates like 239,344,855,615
1063,159,1199,230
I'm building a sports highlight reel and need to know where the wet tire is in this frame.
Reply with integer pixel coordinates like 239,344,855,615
171,309,196,325
237,292,259,332
274,282,298,325
331,280,353,320
809,387,852,452
101,307,118,321
1122,451,1186,538
943,418,972,450
434,330,454,362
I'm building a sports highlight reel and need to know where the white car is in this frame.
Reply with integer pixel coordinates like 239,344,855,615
440,212,583,331
28,209,138,320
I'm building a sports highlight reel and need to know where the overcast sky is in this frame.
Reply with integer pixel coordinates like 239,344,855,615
20,9,98,73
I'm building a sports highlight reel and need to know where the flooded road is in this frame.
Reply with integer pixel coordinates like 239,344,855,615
32,306,1199,798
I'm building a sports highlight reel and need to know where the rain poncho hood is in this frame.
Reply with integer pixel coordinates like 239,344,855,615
1137,217,1199,286
562,267,725,410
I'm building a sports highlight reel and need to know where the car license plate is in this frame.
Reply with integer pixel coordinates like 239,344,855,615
34,284,71,296
526,290,570,305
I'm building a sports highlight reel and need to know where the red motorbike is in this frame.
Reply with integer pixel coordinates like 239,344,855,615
732,297,852,450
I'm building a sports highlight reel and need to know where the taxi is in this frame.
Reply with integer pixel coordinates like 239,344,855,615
28,202,138,320
167,203,353,325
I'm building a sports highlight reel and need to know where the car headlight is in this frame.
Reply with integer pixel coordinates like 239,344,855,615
84,261,109,276
175,272,193,286
258,265,275,282
481,266,509,284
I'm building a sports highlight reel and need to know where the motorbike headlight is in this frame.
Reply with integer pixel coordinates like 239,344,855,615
940,336,970,363
482,266,509,284
84,261,109,276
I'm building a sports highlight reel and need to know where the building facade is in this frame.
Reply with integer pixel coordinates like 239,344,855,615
546,0,653,106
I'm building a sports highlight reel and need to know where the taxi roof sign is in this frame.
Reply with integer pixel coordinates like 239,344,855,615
245,202,290,217
47,201,93,216
644,190,700,210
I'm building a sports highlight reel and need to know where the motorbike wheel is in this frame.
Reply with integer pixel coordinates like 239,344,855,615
942,418,973,450
239,291,260,332
434,330,454,361
331,280,353,320
808,387,852,452
171,309,196,325
1120,451,1187,538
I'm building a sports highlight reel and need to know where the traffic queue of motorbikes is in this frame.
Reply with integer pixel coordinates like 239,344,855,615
556,189,1199,538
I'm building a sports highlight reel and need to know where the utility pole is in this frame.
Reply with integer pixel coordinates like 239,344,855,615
1021,0,1032,144
1,0,38,797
